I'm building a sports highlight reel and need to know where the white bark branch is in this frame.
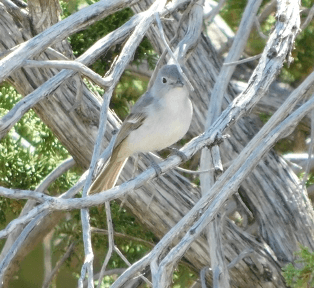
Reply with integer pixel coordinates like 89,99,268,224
0,0,190,140
23,60,113,88
42,242,75,288
0,0,140,83
154,82,314,288
201,0,262,286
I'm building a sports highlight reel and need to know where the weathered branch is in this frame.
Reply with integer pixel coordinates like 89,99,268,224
0,0,141,83
23,60,113,88
200,0,262,286
154,93,314,283
42,242,75,288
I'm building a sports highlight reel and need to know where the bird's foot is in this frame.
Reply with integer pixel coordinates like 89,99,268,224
168,147,188,162
150,158,163,177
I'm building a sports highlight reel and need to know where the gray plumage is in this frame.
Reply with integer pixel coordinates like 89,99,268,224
89,65,193,194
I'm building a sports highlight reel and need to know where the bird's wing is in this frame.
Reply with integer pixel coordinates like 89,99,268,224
113,92,154,149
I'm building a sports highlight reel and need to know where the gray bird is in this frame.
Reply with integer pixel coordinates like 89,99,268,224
89,64,193,194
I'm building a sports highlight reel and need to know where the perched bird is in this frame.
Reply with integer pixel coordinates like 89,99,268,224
88,64,193,194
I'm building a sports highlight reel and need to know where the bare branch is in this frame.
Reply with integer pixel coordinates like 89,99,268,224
42,242,75,288
301,4,314,30
200,0,263,286
91,227,155,247
96,202,115,288
0,0,140,82
0,0,191,141
223,53,262,66
24,60,113,88
78,209,94,288
203,0,226,22
1,0,29,22
154,84,314,288
254,17,268,39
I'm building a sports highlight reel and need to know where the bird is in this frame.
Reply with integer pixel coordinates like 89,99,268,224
88,64,193,194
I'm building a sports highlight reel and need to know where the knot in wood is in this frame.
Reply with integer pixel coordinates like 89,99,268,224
278,13,287,22
267,47,277,59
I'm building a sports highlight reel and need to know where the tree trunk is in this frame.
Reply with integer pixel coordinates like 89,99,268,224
1,0,314,287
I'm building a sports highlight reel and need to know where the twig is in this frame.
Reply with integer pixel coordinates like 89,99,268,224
154,12,194,91
0,0,142,82
175,155,233,174
154,88,314,288
223,53,262,66
204,0,226,22
200,267,209,288
254,16,268,39
23,60,113,89
91,227,155,247
96,202,115,288
301,107,314,191
0,0,190,141
114,246,152,287
301,4,314,30
257,0,276,23
42,242,75,288
227,248,253,269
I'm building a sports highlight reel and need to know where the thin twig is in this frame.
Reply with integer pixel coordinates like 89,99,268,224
223,53,262,66
91,227,155,247
97,202,115,288
254,17,268,39
200,267,209,288
301,107,314,191
114,246,152,287
154,12,194,91
42,242,76,288
301,4,314,30
24,60,113,89
204,0,226,22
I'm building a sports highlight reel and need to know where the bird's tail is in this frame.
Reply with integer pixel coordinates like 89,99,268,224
88,149,128,195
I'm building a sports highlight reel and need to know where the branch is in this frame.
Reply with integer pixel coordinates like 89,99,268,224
223,54,262,66
203,0,226,22
42,242,75,288
301,4,314,30
0,0,140,82
91,227,155,247
154,85,314,288
200,0,263,286
0,0,29,22
0,0,191,140
78,0,168,286
1,55,312,236
23,60,113,88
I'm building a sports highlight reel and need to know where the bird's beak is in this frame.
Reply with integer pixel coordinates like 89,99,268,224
175,79,184,87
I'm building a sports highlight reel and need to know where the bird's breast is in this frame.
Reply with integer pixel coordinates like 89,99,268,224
125,87,193,154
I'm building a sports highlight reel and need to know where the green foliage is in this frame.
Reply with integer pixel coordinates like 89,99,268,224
0,83,79,225
282,245,314,288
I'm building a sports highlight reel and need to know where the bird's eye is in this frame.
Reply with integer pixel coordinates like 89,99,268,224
162,77,167,83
